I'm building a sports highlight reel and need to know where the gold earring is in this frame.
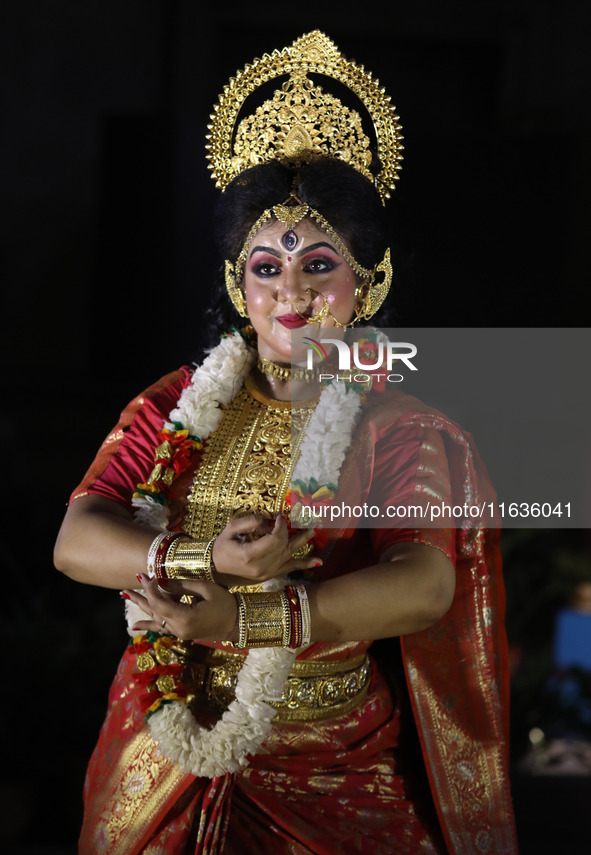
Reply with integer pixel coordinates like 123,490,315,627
224,260,249,318
354,249,393,321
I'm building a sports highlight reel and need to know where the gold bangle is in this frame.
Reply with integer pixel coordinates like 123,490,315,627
234,593,248,649
232,589,291,649
164,537,216,582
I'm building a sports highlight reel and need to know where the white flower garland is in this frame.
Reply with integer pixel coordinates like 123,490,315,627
128,330,362,777
149,580,295,777
292,382,362,487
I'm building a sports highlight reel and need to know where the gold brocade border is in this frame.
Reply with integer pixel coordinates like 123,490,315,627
81,730,189,855
328,397,517,851
401,542,516,850
401,418,516,852
403,649,516,852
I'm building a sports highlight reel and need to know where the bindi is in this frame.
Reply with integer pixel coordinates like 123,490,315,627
281,230,298,251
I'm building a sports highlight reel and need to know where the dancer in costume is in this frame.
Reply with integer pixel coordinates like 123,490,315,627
55,32,518,854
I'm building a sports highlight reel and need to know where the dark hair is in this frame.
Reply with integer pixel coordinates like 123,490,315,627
202,158,397,347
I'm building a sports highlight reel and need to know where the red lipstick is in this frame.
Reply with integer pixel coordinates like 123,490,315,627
276,314,309,329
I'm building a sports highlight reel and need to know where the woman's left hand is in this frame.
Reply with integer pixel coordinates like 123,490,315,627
123,575,238,642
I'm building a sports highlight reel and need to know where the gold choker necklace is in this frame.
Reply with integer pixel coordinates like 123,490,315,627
257,358,318,383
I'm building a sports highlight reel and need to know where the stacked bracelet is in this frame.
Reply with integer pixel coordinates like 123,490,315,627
233,584,312,650
147,531,186,578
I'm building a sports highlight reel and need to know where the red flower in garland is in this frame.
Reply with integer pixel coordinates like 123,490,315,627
135,428,203,502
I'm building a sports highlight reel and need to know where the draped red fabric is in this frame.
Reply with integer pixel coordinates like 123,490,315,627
74,369,518,854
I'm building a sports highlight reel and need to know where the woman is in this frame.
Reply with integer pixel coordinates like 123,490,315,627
55,32,517,854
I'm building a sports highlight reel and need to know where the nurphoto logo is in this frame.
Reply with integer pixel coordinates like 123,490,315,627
303,336,418,384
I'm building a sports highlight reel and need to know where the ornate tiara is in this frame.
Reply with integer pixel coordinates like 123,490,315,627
206,31,403,204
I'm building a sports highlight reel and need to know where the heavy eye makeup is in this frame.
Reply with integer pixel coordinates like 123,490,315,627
248,249,342,279
301,254,341,274
250,256,281,278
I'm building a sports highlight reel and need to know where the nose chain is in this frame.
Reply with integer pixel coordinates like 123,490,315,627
298,288,360,329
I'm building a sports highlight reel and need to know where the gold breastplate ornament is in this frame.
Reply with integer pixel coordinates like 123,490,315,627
182,374,314,541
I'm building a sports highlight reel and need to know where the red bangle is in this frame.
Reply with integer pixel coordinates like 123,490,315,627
284,584,303,650
153,532,186,579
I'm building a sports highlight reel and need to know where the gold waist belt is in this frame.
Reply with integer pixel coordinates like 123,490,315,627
180,647,372,723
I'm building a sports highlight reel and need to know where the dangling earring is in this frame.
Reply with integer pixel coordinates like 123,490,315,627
354,279,371,324
224,260,249,318
354,249,393,321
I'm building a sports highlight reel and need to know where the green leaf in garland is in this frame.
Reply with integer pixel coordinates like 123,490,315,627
293,477,337,495
145,697,176,721
134,488,167,505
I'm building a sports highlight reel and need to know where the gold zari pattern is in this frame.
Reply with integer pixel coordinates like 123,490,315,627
86,730,187,855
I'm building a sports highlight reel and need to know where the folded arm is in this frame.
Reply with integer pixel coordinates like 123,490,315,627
126,541,456,643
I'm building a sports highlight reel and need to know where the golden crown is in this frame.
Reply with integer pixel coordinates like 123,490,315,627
206,31,403,203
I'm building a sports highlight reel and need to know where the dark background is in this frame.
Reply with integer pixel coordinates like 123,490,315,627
2,0,590,851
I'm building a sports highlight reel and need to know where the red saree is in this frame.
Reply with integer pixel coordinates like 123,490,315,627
73,368,518,854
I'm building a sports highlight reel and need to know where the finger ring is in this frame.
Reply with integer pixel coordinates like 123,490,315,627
291,543,312,559
161,618,167,629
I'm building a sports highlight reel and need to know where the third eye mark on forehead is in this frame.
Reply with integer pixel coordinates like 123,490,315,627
249,241,339,260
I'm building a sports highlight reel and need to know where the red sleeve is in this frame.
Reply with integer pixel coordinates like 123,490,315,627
69,366,193,510
369,422,456,565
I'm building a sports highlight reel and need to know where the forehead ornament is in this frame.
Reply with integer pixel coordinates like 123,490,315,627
272,203,309,229
281,230,298,251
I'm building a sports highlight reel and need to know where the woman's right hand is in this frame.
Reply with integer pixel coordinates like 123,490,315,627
212,514,321,585
125,575,239,643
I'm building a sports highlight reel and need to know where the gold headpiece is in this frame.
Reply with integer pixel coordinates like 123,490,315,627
207,31,403,204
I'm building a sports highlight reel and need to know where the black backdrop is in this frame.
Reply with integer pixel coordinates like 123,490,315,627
2,1,590,851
